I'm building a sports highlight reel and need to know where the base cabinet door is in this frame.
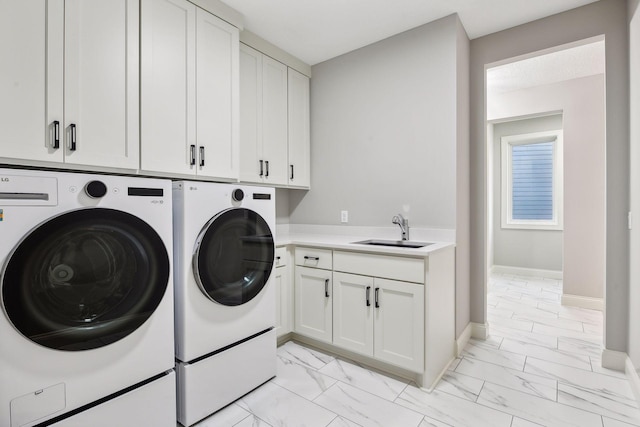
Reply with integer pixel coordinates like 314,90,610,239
294,266,332,343
373,278,424,372
275,254,292,337
332,272,373,356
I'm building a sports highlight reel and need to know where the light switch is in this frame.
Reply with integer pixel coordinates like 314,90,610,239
341,210,348,223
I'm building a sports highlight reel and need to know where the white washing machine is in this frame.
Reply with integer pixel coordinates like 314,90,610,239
0,168,176,427
172,181,276,426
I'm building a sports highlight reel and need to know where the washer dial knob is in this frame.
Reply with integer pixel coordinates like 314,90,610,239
232,189,244,202
85,180,107,198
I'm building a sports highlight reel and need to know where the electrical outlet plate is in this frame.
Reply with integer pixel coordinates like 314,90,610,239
341,210,348,223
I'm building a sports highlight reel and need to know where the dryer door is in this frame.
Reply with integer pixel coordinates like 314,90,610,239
193,208,274,306
1,208,170,351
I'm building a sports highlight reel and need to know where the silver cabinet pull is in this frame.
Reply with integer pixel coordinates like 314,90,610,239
52,121,60,149
199,146,205,167
304,255,319,261
69,124,77,151
366,286,371,307
190,145,196,166
374,287,380,308
325,279,330,298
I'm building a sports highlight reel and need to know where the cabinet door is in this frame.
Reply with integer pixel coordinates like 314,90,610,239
261,56,288,185
333,272,374,356
287,68,310,188
294,266,332,343
238,44,263,183
141,0,196,175
64,0,139,169
275,265,292,337
0,1,63,163
373,278,424,372
195,9,239,180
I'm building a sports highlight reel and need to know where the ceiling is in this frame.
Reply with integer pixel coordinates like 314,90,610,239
219,0,600,66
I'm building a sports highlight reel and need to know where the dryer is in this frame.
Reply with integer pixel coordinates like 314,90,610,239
172,181,276,426
0,168,176,427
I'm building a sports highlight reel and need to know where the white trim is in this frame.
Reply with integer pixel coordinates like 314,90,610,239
561,294,604,311
240,32,311,77
471,322,489,340
601,348,627,371
492,265,563,280
500,129,564,231
456,323,473,356
187,0,244,30
626,357,640,406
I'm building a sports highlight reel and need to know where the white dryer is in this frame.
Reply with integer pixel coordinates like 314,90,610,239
172,181,276,426
0,168,176,427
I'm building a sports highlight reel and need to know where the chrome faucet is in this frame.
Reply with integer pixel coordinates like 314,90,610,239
392,214,409,241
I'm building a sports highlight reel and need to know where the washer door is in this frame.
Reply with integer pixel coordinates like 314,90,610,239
1,208,170,351
193,208,274,306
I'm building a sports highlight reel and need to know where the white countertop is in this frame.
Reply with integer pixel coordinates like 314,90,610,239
275,225,455,257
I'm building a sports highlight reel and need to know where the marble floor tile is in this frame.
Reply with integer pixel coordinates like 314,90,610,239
511,417,545,427
488,306,515,319
468,336,503,349
604,417,640,426
558,383,640,426
273,354,338,400
420,416,455,426
501,338,592,370
396,385,512,427
487,314,534,332
277,341,335,370
448,357,462,371
477,382,603,427
590,357,629,379
494,300,559,319
318,358,408,401
524,357,635,399
512,313,584,331
327,416,361,427
233,414,272,427
532,324,602,343
193,403,250,427
583,322,604,335
236,382,336,427
454,358,557,401
491,294,541,307
489,325,558,349
462,341,526,370
314,382,424,427
557,336,603,357
434,371,484,402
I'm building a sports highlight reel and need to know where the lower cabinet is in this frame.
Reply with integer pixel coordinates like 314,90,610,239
275,247,292,337
294,266,332,343
333,272,424,372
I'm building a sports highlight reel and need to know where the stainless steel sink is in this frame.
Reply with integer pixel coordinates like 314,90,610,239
352,239,434,248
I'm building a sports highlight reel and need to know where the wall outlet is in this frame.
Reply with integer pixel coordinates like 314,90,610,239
341,210,349,223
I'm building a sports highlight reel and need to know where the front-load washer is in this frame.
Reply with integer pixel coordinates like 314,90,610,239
172,181,276,426
0,168,176,427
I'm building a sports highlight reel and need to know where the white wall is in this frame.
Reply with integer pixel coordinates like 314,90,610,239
289,14,471,338
470,0,628,351
491,115,564,272
490,75,605,300
628,0,640,371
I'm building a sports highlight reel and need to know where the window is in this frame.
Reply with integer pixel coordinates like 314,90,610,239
501,130,563,230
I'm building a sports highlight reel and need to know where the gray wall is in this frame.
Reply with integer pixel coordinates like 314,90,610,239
629,0,640,371
470,0,628,351
492,115,563,272
289,14,471,338
275,188,291,225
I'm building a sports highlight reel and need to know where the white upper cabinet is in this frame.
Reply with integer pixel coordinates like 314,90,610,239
287,68,311,188
141,0,239,180
0,0,139,169
239,44,288,186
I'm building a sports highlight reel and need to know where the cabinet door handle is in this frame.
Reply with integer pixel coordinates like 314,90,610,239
366,286,371,307
69,124,77,151
374,287,380,308
199,146,205,167
325,279,330,298
304,256,319,261
265,160,270,177
290,164,294,180
276,256,281,260
190,145,196,166
259,160,264,177
52,121,60,149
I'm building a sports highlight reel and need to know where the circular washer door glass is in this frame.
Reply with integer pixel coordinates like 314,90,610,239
1,208,170,351
193,208,274,306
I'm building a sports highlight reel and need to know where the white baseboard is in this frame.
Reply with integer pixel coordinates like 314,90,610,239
456,323,473,356
561,294,604,311
491,265,562,280
602,348,627,371
626,357,640,405
471,322,489,340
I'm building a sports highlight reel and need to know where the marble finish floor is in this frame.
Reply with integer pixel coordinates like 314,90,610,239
194,273,640,427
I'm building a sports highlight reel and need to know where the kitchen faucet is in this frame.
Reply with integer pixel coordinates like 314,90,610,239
392,214,409,241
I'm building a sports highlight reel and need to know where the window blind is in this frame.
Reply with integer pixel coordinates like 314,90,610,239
511,141,554,220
